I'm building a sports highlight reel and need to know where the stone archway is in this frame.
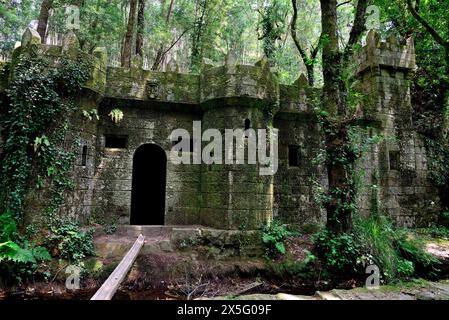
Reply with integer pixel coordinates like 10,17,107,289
130,144,167,225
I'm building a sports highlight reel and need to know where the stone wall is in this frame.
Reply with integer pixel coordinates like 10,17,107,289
354,31,441,226
92,99,202,225
273,79,327,225
1,28,442,229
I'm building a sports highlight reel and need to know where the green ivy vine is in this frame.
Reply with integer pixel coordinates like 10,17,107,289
0,54,91,283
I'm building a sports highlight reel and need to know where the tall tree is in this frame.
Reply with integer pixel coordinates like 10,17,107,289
406,0,449,71
121,0,138,68
152,0,176,70
319,0,370,233
190,0,208,72
135,0,146,58
37,0,54,43
258,1,285,63
291,0,321,86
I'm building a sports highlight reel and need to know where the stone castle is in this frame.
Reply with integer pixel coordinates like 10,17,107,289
0,28,441,230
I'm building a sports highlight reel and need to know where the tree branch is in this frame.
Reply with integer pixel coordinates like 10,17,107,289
337,1,352,8
346,0,369,49
162,28,190,57
406,0,448,50
291,0,309,62
342,0,369,63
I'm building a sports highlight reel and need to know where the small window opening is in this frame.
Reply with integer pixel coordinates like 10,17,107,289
81,145,88,166
244,119,251,130
105,135,127,149
389,151,400,171
244,119,251,138
288,146,300,167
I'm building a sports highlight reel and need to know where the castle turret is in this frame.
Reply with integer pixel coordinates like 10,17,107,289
355,30,440,226
198,53,279,229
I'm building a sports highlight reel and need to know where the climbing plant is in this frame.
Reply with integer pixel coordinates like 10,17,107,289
0,54,91,283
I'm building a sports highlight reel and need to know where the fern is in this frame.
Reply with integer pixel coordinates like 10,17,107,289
0,241,36,263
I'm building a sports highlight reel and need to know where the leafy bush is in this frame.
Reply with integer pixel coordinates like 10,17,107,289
396,258,415,278
438,211,449,228
355,214,399,279
0,213,51,284
417,224,449,238
262,222,293,257
46,221,95,263
267,251,317,278
354,214,440,280
314,229,363,275
394,231,440,277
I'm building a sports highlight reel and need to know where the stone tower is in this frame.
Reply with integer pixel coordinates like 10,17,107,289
355,30,440,226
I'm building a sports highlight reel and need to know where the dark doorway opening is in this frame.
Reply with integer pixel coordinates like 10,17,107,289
131,144,167,225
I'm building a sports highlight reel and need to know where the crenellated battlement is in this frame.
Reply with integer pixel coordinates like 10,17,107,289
355,30,416,77
11,28,108,96
1,28,439,230
9,28,416,116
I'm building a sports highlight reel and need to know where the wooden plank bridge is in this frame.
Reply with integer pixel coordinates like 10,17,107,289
91,234,145,300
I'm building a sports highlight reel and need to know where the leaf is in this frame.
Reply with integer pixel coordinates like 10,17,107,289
0,241,36,264
262,234,275,243
275,242,286,254
32,246,51,261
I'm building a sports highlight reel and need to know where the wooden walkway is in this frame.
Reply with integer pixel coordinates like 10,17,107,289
91,234,145,300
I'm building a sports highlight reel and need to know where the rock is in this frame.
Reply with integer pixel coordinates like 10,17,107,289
293,73,309,87
315,291,341,300
275,293,315,300
21,28,41,47
61,31,80,60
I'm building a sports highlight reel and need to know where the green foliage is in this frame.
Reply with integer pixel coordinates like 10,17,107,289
354,214,440,281
417,224,449,238
0,0,38,54
395,230,440,277
267,251,317,278
396,258,415,278
82,108,99,121
46,220,95,263
0,55,91,283
355,214,399,279
314,229,363,275
262,221,294,257
425,138,449,187
108,108,124,124
0,56,89,219
0,212,51,284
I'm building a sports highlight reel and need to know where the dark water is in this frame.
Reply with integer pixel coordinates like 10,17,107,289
3,288,175,300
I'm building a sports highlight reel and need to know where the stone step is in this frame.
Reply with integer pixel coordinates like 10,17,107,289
115,225,173,238
115,225,206,239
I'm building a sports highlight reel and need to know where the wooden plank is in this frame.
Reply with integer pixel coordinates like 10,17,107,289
91,234,145,300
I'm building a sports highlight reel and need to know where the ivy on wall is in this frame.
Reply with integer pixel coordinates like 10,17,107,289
0,55,92,283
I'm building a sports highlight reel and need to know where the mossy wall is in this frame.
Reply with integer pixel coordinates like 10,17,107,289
1,29,442,229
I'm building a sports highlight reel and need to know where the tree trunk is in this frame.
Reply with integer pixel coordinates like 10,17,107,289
305,64,315,87
190,0,207,72
37,0,54,43
121,0,138,68
135,0,146,57
152,0,176,70
319,0,368,234
291,0,320,86
320,0,341,116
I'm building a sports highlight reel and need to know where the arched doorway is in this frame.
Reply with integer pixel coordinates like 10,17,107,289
131,144,167,225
